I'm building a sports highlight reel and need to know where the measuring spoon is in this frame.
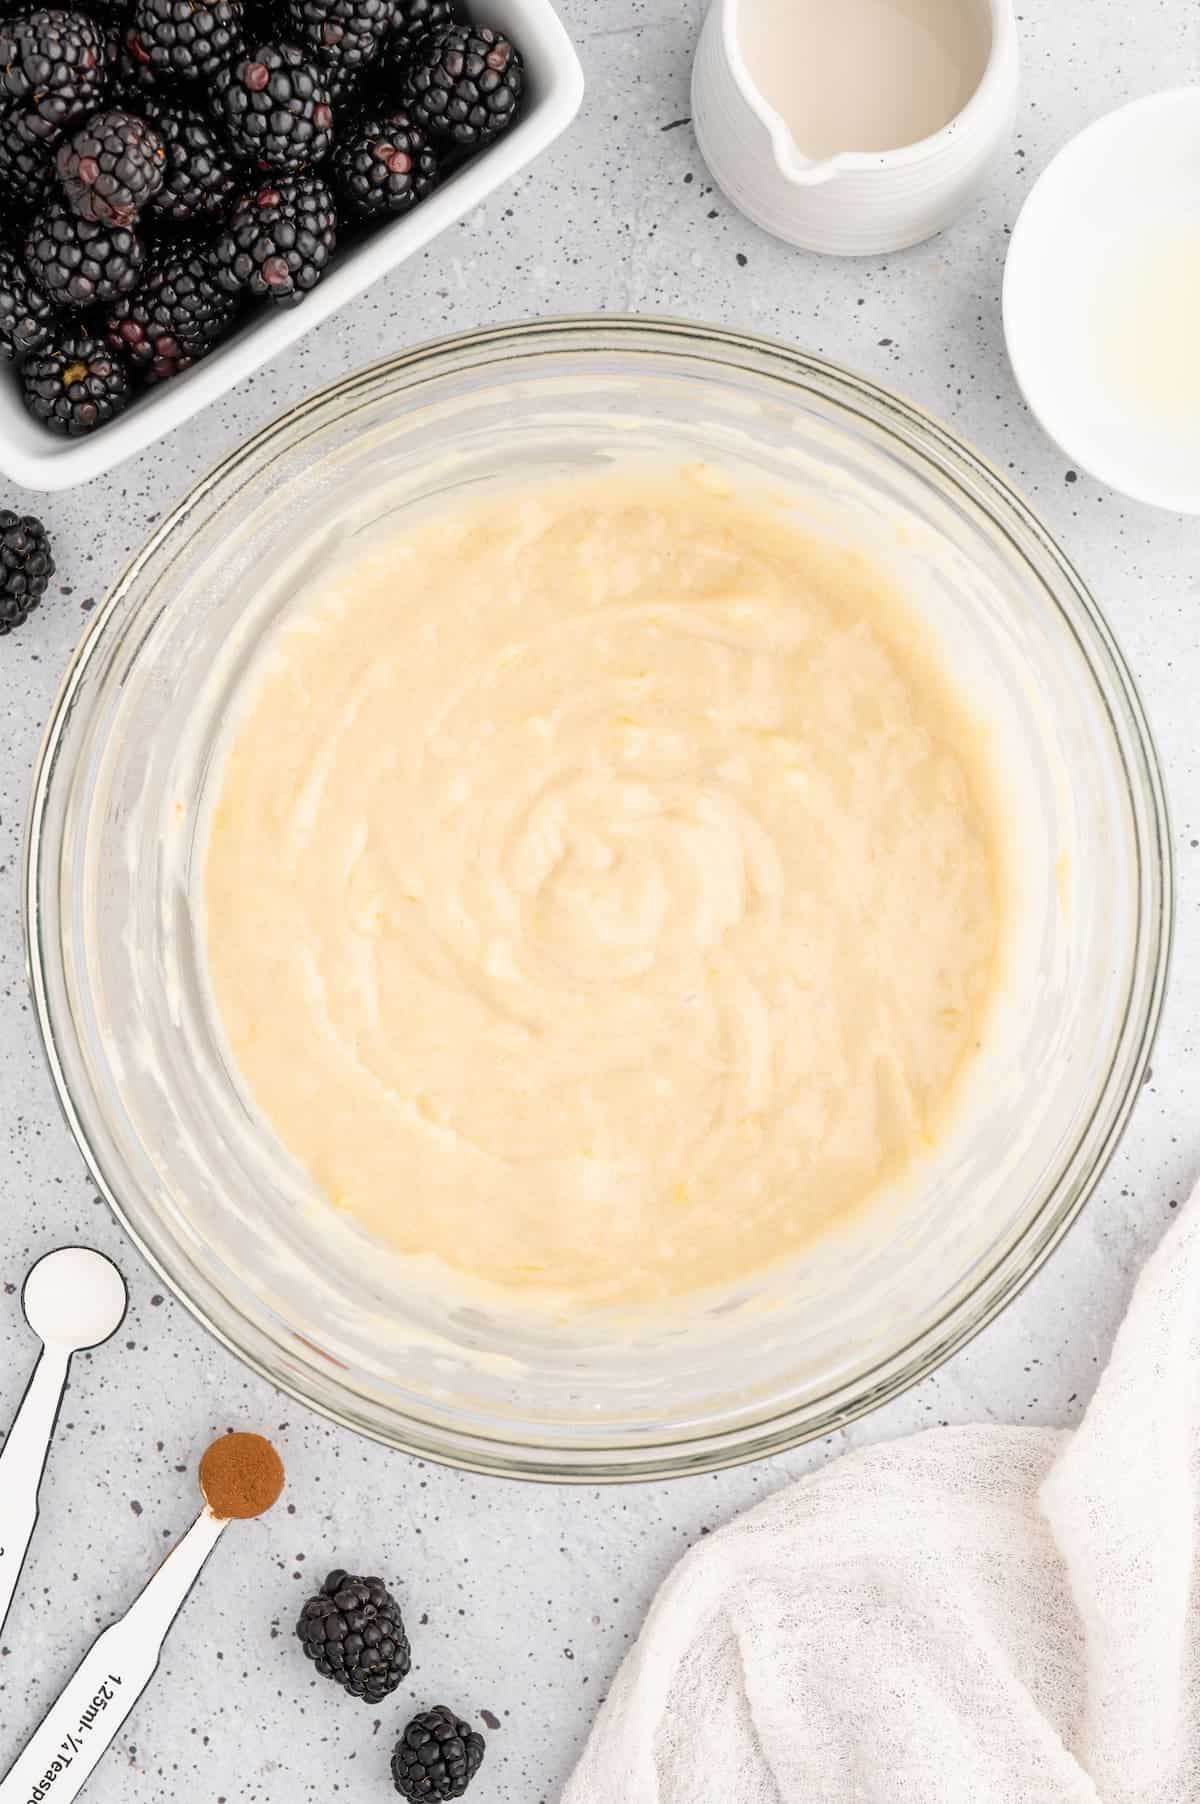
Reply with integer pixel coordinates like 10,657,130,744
0,1435,283,1804
0,1248,128,1639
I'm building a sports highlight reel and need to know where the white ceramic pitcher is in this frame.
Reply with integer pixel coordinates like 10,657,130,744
692,0,1019,257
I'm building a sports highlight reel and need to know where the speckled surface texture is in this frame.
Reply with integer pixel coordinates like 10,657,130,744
0,2,1197,1799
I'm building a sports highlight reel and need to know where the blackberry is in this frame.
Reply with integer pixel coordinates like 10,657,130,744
210,43,333,170
383,0,453,63
0,510,54,633
295,1570,411,1703
0,108,60,212
0,10,105,128
390,1708,485,1802
127,0,244,81
402,22,522,146
103,22,161,100
103,20,162,99
0,244,56,359
56,108,166,224
106,236,238,379
215,175,335,303
332,107,436,218
25,198,143,303
22,330,131,433
315,49,364,107
283,0,393,71
142,94,240,220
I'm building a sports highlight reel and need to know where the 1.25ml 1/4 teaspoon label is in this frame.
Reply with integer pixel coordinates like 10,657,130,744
0,1510,229,1804
22,1676,125,1804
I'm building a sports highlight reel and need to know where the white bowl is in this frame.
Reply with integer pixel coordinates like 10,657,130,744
0,0,583,493
1004,88,1200,513
691,0,1019,257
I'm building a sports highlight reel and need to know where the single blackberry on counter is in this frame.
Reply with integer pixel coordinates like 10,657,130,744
332,106,436,217
402,22,522,146
0,245,57,359
390,1708,485,1802
0,510,54,633
56,107,166,223
127,0,244,80
142,93,240,220
24,198,143,303
210,43,333,170
295,1570,411,1702
283,0,393,70
0,108,60,211
106,235,238,378
384,0,454,62
22,330,131,433
0,9,106,128
214,172,335,304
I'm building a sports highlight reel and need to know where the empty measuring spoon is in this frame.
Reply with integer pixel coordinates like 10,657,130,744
0,1248,127,1638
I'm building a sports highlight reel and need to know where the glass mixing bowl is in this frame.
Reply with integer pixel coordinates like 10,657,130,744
25,318,1172,1481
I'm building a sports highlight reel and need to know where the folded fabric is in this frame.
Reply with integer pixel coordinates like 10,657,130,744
563,1188,1200,1803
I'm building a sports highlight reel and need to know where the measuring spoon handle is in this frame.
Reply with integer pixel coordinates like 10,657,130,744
0,1510,227,1804
0,1345,71,1641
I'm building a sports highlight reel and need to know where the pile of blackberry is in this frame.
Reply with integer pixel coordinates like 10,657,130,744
295,1569,487,1800
0,0,525,435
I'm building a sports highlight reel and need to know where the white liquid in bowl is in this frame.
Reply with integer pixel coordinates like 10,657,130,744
1086,220,1200,438
740,0,991,158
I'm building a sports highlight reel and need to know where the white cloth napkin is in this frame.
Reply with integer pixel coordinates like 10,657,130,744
563,1190,1200,1804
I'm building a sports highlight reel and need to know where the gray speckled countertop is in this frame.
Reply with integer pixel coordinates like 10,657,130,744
1,2,1198,1799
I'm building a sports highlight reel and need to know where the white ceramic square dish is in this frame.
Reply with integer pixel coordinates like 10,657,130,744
0,0,583,492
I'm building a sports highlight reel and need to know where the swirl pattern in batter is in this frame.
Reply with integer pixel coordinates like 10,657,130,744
204,467,1003,1308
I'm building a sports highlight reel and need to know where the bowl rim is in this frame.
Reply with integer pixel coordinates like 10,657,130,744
24,314,1175,1482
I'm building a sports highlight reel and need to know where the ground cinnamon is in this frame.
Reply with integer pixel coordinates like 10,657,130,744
199,1432,285,1520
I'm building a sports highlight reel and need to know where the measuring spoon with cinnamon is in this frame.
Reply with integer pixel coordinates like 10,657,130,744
0,1432,284,1804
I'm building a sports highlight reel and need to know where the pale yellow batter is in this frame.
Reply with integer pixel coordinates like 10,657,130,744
204,467,1003,1308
